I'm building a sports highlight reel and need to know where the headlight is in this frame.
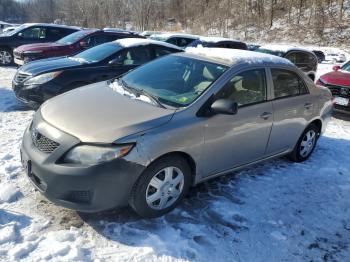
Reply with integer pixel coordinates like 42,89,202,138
24,71,62,86
317,78,327,86
63,144,134,165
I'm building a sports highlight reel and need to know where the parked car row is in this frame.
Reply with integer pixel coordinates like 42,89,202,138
13,38,182,107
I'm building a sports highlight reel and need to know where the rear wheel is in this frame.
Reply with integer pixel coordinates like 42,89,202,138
288,124,319,162
130,155,191,218
0,48,13,65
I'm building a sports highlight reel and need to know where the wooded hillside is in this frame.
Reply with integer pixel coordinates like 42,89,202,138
1,0,350,47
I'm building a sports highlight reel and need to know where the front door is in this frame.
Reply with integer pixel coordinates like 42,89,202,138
202,68,273,177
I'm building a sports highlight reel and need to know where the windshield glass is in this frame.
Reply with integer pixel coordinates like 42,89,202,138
56,30,91,45
2,24,28,36
256,48,285,57
121,55,228,107
72,42,122,63
341,61,350,72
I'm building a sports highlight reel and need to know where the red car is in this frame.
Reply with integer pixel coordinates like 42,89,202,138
317,62,350,113
13,29,144,65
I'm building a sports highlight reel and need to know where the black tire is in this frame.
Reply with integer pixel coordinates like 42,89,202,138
0,47,14,66
288,124,319,162
129,155,191,218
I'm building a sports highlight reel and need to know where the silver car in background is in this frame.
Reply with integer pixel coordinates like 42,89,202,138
21,48,333,218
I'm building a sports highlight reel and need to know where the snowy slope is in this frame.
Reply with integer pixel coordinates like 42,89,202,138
0,66,349,261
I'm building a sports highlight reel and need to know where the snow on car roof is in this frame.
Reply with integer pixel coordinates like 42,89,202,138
198,36,240,43
150,33,199,40
260,44,310,53
185,47,293,66
115,38,182,50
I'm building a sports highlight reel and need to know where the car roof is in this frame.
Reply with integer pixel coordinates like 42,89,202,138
113,38,182,50
150,33,199,40
259,44,312,54
21,23,82,30
184,47,294,67
198,36,243,44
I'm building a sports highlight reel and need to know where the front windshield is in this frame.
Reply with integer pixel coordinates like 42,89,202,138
56,30,91,45
121,55,228,107
72,42,122,63
256,48,285,57
2,24,28,36
341,61,350,72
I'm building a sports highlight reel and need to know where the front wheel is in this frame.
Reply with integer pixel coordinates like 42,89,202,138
0,48,13,65
288,124,319,162
129,155,191,218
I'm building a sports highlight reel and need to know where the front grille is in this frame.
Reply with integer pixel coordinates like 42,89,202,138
31,128,59,154
14,71,31,83
64,191,92,204
326,84,350,98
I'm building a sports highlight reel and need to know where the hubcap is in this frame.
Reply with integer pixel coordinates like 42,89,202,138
0,51,12,65
300,130,316,158
146,166,184,210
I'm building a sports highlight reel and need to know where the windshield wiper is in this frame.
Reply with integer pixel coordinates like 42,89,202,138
119,79,166,109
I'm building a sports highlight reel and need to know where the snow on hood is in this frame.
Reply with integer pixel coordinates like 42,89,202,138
185,47,294,66
199,36,235,43
115,38,181,50
150,32,199,40
109,81,153,105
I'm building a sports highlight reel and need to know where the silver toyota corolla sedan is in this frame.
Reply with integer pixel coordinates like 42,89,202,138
21,48,333,218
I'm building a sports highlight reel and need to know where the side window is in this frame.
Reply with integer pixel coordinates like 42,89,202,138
167,37,178,46
154,45,179,57
177,38,193,47
20,27,46,39
271,69,308,99
107,34,122,42
115,46,152,65
47,28,63,40
217,69,267,107
83,35,107,48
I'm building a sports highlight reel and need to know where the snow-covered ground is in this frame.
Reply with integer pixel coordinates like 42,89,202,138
0,66,349,261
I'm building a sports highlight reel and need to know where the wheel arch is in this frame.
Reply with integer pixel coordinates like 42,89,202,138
309,118,322,135
149,151,197,186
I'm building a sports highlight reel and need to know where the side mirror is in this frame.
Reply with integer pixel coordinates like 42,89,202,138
108,58,123,66
211,99,238,115
333,65,341,71
17,32,23,38
79,41,89,49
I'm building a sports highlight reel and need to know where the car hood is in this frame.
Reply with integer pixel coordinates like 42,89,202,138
40,81,176,143
20,57,82,76
320,70,350,87
15,42,66,53
0,35,10,42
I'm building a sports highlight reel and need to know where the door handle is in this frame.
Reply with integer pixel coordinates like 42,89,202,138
304,103,313,109
260,112,272,120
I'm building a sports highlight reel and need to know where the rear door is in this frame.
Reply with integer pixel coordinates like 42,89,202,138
202,68,273,176
266,68,314,155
